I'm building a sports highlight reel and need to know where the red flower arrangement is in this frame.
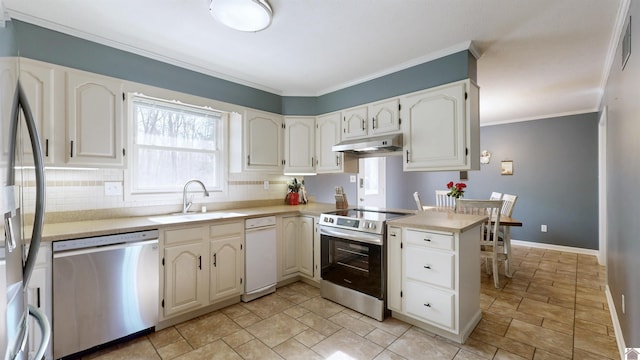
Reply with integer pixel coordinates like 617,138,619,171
446,181,467,198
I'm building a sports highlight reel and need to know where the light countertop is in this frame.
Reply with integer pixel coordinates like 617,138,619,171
39,203,338,242
37,204,486,242
386,211,487,233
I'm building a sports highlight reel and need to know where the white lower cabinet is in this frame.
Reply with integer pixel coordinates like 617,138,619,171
387,224,482,343
278,215,315,281
208,222,244,303
161,221,244,320
27,243,53,360
162,226,208,318
313,218,322,282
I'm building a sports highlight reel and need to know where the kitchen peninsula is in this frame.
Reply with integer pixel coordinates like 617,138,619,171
386,211,487,343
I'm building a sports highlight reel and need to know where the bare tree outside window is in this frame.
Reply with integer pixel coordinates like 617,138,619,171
131,96,224,193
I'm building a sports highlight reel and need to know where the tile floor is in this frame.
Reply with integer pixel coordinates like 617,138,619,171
84,245,619,360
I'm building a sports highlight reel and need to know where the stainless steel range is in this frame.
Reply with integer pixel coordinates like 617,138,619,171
319,208,408,321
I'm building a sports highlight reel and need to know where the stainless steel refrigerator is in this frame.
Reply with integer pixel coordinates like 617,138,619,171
1,21,51,360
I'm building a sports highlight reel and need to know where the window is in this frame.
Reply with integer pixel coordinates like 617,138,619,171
130,95,225,194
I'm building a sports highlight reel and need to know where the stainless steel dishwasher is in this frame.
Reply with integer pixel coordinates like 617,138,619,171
52,230,159,359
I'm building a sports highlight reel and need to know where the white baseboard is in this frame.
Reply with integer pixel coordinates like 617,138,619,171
605,285,626,360
510,239,599,256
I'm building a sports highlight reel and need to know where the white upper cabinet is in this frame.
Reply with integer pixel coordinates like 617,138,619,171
315,112,358,174
19,59,57,165
244,109,283,173
342,99,401,140
341,106,368,140
401,79,479,171
369,98,401,136
284,116,315,174
66,70,125,167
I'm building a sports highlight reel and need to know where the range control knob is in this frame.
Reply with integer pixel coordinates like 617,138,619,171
367,222,376,230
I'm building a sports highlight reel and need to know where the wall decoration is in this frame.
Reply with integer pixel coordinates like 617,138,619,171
480,150,491,164
501,160,513,175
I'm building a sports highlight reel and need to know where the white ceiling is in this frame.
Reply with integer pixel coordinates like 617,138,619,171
3,0,625,124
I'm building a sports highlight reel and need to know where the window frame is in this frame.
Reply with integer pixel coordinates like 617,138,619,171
124,92,229,202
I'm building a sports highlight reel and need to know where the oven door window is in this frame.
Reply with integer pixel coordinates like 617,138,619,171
321,234,382,299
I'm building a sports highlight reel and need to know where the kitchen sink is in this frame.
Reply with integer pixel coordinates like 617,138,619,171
148,211,246,224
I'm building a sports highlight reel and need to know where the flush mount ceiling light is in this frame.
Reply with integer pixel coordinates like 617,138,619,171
209,0,273,32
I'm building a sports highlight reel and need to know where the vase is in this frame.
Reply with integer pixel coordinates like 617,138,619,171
288,192,299,205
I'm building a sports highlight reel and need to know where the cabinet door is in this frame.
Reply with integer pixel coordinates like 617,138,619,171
66,71,124,167
244,109,283,172
284,117,315,174
387,226,402,312
20,61,56,165
26,243,52,360
27,266,50,359
313,218,322,281
163,242,206,317
280,216,299,279
297,216,314,277
210,237,244,302
342,106,368,140
402,81,468,171
316,112,357,174
369,98,400,136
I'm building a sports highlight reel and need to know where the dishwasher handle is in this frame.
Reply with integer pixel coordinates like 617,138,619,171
53,239,158,258
245,225,276,234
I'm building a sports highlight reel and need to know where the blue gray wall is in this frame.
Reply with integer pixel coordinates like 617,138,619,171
0,21,17,56
385,114,599,250
12,20,282,113
601,1,640,347
11,20,474,117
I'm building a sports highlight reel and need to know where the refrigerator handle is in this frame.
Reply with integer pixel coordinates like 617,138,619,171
29,305,51,360
17,81,46,286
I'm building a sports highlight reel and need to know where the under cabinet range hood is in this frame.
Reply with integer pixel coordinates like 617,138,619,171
332,133,403,155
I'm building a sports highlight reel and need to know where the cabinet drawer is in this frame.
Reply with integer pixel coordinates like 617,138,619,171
404,247,454,289
404,279,454,329
406,229,454,251
164,226,204,246
209,222,243,239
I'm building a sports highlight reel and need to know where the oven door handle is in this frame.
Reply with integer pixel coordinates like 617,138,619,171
320,227,382,245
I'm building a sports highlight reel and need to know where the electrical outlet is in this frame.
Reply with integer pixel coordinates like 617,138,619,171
622,294,625,314
104,181,123,196
263,180,269,190
350,175,356,183
541,224,548,232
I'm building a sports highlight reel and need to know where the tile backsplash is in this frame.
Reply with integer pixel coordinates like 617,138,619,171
19,168,298,221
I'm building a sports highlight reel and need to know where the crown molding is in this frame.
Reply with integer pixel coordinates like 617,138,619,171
300,40,477,97
598,0,632,101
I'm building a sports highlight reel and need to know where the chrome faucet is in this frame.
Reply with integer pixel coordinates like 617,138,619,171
182,180,210,213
